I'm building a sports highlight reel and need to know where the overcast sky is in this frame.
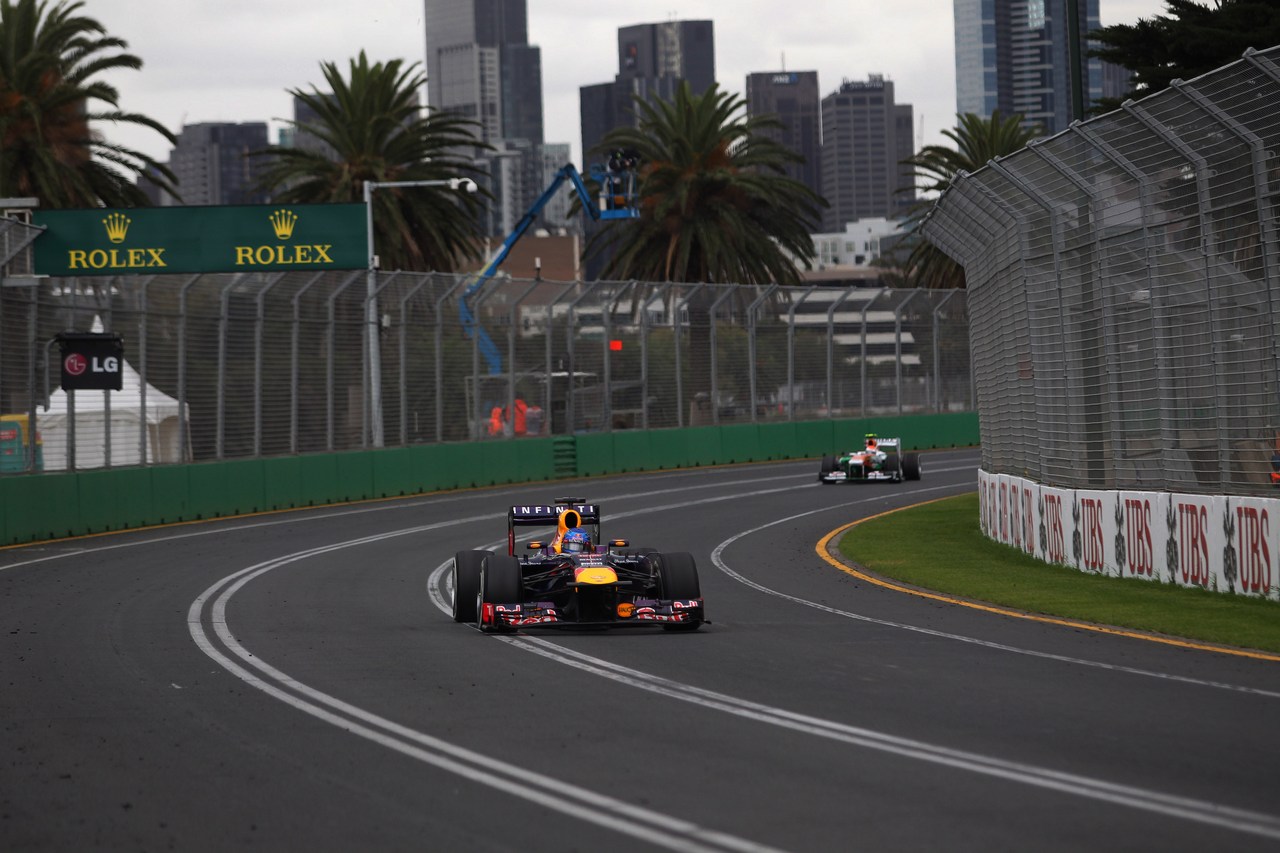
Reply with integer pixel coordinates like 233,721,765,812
87,0,1168,170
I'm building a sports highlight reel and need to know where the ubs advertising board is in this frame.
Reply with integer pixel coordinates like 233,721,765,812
32,204,366,276
978,469,1280,600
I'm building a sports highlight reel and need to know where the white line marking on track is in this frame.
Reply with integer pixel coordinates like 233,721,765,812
189,525,786,853
140,459,1279,845
425,555,1280,841
706,496,1280,701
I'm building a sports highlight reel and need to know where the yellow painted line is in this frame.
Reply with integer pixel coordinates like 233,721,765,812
816,498,1280,664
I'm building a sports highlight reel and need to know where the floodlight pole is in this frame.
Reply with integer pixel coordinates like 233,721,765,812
363,177,476,447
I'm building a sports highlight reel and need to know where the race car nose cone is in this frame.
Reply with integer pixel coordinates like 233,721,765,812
573,567,618,585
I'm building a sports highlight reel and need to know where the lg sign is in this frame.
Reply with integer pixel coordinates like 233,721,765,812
56,331,124,391
63,352,118,377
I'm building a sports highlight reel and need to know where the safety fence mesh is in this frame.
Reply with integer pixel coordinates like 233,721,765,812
0,268,973,473
923,46,1280,497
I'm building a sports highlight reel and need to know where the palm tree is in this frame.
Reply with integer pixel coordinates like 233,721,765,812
0,0,177,206
897,111,1042,288
255,51,487,273
587,82,825,409
590,81,824,285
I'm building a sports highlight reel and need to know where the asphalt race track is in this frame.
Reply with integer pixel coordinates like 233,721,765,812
4,449,1280,852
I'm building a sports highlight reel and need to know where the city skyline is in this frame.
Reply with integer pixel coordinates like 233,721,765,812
86,0,1166,181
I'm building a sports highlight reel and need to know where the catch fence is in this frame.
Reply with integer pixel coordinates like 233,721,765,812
923,46,1280,497
0,264,972,473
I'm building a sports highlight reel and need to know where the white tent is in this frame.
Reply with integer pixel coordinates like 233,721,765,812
40,351,189,471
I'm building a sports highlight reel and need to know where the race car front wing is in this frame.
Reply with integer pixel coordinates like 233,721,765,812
479,598,704,631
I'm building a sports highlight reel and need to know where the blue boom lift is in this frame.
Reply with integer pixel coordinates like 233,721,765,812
460,156,640,374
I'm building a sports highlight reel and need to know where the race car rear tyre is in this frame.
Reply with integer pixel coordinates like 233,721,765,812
902,452,922,481
452,550,490,622
478,554,523,632
819,454,837,483
655,551,703,632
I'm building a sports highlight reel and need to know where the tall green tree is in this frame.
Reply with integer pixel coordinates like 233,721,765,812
1090,0,1280,110
0,0,176,206
255,51,487,273
896,111,1042,288
590,81,824,285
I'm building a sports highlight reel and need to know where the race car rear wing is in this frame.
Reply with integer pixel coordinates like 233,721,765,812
507,498,602,555
508,501,600,527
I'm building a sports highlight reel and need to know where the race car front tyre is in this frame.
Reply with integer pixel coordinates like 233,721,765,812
655,551,703,632
452,550,490,622
819,454,837,483
902,452,922,481
478,554,523,632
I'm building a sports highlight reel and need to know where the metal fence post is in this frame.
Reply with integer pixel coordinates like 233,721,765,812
1124,99,1231,490
289,271,343,455
708,287,735,426
673,284,703,429
786,285,817,421
602,281,638,432
363,271,402,448
639,283,672,430
823,288,855,418
564,281,602,434
543,282,578,435
988,160,1084,485
931,290,956,412
325,272,363,452
746,284,779,422
1069,123,1176,485
1026,139,1127,477
506,280,541,437
893,290,922,416
252,272,288,457
858,287,887,417
136,275,153,465
396,273,433,447
215,275,244,460
433,276,467,443
176,274,202,463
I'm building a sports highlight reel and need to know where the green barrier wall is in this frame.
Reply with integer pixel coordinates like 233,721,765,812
0,413,978,545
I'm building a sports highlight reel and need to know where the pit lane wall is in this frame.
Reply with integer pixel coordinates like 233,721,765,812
0,412,977,545
978,470,1279,601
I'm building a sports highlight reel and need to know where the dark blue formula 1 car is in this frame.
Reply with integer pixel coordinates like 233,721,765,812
451,497,705,632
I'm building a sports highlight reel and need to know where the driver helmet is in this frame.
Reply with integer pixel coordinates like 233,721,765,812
865,433,878,450
562,527,593,554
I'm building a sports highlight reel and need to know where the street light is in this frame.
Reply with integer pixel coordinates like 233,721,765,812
363,177,478,447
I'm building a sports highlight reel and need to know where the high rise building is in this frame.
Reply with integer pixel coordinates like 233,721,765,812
819,76,916,231
425,0,542,146
425,0,551,235
746,71,822,221
954,0,1121,135
161,122,270,206
579,20,715,168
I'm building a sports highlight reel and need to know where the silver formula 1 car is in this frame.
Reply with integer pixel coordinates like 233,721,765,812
451,497,705,632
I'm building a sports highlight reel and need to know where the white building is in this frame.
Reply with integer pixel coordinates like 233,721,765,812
810,217,906,269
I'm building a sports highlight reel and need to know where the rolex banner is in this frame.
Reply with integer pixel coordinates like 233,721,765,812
32,204,366,276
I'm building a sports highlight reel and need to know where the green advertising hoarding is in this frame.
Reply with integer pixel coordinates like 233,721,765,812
32,204,367,276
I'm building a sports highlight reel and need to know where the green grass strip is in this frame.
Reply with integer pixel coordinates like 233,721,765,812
838,493,1280,655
